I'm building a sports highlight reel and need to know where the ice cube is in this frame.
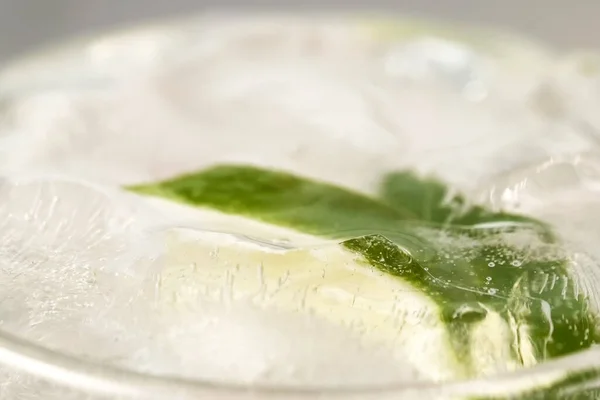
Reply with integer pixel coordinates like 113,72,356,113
477,152,600,314
0,177,421,393
382,37,486,95
479,152,600,223
125,299,420,387
0,176,164,361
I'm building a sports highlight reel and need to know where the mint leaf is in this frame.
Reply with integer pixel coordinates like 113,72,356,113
379,172,597,361
129,164,416,237
379,171,540,226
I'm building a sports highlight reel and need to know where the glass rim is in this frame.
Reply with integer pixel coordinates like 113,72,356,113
0,11,599,399
1,326,599,398
0,10,554,98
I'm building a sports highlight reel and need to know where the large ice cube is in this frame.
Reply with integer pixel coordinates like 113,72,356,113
0,177,162,360
0,177,422,392
478,153,600,314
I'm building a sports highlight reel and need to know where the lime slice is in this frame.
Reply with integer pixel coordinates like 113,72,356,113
158,228,517,381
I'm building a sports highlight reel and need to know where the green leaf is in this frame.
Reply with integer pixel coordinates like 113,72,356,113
379,172,597,361
379,171,543,226
129,165,419,238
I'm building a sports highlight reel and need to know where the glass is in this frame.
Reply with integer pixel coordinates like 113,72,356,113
0,13,599,400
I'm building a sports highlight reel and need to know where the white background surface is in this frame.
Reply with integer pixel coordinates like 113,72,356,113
1,0,599,62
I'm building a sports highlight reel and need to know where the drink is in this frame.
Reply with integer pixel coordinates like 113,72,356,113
0,13,599,399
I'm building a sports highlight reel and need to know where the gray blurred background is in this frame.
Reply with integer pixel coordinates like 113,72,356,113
1,0,599,62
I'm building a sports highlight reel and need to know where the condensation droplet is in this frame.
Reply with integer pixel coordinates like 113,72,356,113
488,262,495,268
511,260,522,267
